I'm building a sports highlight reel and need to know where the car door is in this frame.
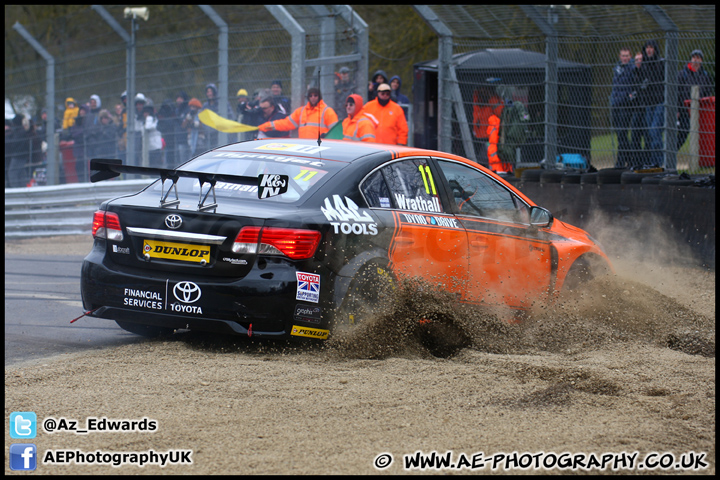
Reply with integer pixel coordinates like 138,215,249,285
433,159,553,310
360,157,469,299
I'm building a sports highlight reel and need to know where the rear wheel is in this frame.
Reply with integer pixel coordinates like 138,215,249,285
115,320,174,338
335,260,396,329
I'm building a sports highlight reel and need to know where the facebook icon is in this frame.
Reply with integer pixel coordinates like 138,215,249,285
10,444,37,471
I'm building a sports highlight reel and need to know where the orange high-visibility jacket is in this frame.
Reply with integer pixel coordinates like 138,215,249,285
260,99,338,139
472,90,503,140
487,113,512,173
362,98,408,145
342,111,376,142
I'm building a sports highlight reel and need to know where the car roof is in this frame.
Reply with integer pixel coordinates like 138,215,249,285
213,138,472,165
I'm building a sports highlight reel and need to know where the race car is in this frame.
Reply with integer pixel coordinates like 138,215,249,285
80,139,611,340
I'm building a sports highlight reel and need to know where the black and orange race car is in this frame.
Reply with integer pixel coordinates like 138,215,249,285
80,139,611,339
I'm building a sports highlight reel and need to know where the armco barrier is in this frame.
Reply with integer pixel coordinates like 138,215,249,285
516,182,715,269
5,179,152,238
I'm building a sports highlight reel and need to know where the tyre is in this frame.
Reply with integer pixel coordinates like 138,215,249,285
597,167,628,185
620,171,644,184
641,175,664,185
521,169,543,182
115,320,174,338
580,172,598,184
562,255,610,292
540,170,564,184
659,175,694,186
335,260,396,328
561,173,582,184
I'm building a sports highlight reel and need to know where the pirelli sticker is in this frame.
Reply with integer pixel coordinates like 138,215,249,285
143,240,210,263
291,325,330,339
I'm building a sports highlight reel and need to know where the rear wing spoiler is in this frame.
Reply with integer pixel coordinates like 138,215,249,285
90,158,288,211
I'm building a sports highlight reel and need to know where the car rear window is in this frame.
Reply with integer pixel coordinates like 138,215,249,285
152,152,343,203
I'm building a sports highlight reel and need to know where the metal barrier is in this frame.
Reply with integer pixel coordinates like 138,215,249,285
4,179,151,238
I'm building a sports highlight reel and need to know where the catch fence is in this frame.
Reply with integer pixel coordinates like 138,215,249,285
413,5,715,173
5,5,716,190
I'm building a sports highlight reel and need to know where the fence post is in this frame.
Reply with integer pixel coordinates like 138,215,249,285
266,6,306,112
688,85,700,172
414,5,454,154
199,5,229,147
12,22,56,186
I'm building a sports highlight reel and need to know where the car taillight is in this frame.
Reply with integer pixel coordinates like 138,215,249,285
92,210,124,241
232,226,321,260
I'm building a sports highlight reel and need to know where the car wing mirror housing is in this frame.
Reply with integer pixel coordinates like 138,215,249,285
529,206,553,229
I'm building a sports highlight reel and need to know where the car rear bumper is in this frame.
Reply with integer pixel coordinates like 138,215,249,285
80,254,331,339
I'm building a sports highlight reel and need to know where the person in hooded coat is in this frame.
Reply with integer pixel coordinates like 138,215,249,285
634,39,665,165
676,49,713,150
62,98,79,131
367,69,389,102
342,94,376,142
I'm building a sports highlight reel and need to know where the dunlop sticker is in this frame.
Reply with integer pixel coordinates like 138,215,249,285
143,240,210,263
290,325,329,339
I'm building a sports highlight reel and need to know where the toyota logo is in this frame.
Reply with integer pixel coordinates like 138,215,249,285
173,281,202,303
165,214,183,229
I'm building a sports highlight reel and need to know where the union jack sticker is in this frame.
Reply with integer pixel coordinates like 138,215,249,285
296,272,320,303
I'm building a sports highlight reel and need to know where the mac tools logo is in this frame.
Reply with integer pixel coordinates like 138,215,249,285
321,195,378,235
170,281,203,314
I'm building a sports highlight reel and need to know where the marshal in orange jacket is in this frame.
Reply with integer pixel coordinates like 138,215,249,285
342,94,376,142
259,98,338,139
362,98,408,145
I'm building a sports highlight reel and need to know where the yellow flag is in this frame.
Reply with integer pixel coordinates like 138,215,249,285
198,109,259,133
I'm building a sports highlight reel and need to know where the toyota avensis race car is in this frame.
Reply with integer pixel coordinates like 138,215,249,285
81,139,611,340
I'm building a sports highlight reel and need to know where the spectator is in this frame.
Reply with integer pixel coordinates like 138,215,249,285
342,94,376,142
234,88,254,142
182,98,205,157
610,47,636,167
270,80,291,115
70,104,90,182
7,114,32,188
141,100,164,168
117,91,128,163
676,49,713,150
156,99,177,167
255,95,290,139
362,83,408,145
629,51,648,165
85,95,102,158
334,66,357,121
367,70,389,102
132,93,148,159
472,86,504,166
202,83,221,149
389,75,410,112
94,109,117,158
486,100,512,173
634,39,665,165
112,103,123,128
61,97,79,132
258,87,338,140
174,91,190,163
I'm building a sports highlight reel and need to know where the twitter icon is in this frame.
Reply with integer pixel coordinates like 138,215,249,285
10,412,37,439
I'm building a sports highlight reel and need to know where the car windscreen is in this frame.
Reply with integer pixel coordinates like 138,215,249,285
152,151,343,203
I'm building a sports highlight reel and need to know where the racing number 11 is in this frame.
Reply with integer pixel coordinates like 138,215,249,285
418,165,437,195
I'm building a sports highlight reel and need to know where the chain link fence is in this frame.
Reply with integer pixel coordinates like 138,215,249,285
5,5,715,189
5,5,367,187
413,5,715,174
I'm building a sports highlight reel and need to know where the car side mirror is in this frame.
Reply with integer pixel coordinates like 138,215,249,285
529,206,553,228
